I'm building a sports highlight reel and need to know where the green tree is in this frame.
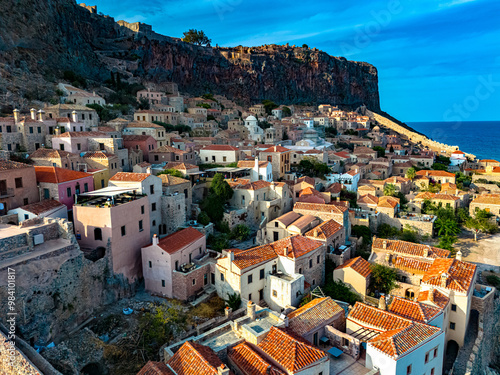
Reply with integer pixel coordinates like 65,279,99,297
262,100,278,115
231,224,251,241
224,293,242,310
210,173,233,201
182,29,211,46
406,167,417,181
138,97,150,110
435,217,460,237
465,209,498,241
383,183,397,197
438,235,458,252
372,146,385,158
370,264,398,294
282,106,292,117
197,211,210,225
432,163,449,171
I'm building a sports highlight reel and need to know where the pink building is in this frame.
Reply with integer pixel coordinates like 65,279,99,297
0,160,40,215
73,192,151,280
123,135,157,162
141,227,214,300
34,166,94,212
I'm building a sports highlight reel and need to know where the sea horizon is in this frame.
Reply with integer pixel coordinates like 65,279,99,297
406,120,500,162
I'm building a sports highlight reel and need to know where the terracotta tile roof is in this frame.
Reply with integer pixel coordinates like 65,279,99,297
384,176,410,184
294,202,348,214
231,244,278,270
348,302,409,332
258,327,327,373
286,214,317,231
167,341,232,375
417,289,450,309
164,162,198,170
305,219,343,240
333,151,351,159
416,170,455,178
109,172,150,182
325,182,342,194
97,126,117,133
414,192,460,201
288,297,344,336
358,194,378,205
0,160,33,171
478,159,499,163
202,145,239,151
295,176,315,187
137,361,174,375
83,151,115,159
55,131,107,138
154,227,204,255
153,145,187,154
35,166,92,183
378,196,400,208
229,342,286,375
234,180,271,191
272,235,323,259
299,187,323,198
274,211,302,227
372,238,450,259
335,256,372,278
422,258,476,293
18,199,65,215
237,160,269,168
388,297,442,323
471,194,500,206
393,256,431,273
159,174,189,186
261,145,290,153
368,321,441,359
123,134,155,142
126,121,164,129
30,148,75,159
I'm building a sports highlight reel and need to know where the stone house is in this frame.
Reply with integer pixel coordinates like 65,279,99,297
82,151,122,184
161,193,186,236
122,135,157,162
469,193,500,220
159,174,192,221
29,148,84,170
199,145,242,164
291,176,316,203
149,144,195,164
136,89,165,105
34,166,94,212
293,202,350,239
410,192,461,213
0,160,40,215
123,122,167,147
237,159,273,182
262,211,320,243
304,219,346,252
141,227,214,301
44,104,99,128
416,170,456,184
258,145,291,180
108,172,163,238
384,176,412,194
8,199,67,223
334,256,372,296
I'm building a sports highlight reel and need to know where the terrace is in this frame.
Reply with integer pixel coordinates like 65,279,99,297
398,212,437,222
75,187,146,208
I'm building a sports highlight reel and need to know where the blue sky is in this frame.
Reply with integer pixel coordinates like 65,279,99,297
92,0,500,122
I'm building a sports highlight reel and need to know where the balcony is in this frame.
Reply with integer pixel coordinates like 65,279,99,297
0,188,14,198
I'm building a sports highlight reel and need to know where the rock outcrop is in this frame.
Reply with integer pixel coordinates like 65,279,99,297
0,0,380,110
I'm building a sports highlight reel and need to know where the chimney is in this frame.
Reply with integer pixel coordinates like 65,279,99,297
247,300,256,321
228,250,234,273
217,364,230,375
456,250,462,261
382,240,387,250
152,234,159,246
423,245,430,258
254,156,259,170
30,108,36,120
71,111,78,123
313,228,319,238
37,109,45,122
13,109,20,123
224,306,232,318
440,273,448,288
378,295,386,310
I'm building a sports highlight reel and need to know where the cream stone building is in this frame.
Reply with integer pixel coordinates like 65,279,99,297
334,256,372,296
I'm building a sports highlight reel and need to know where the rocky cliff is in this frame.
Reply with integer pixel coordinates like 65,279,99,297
0,0,380,110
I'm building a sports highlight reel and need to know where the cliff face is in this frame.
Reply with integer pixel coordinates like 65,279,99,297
0,0,380,110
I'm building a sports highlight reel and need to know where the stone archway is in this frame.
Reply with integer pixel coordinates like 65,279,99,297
444,340,459,373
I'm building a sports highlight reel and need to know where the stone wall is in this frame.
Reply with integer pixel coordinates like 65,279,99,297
171,263,212,301
0,213,18,225
161,194,186,235
223,208,250,229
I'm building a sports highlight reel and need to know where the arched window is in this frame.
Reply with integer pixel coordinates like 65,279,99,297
94,228,102,241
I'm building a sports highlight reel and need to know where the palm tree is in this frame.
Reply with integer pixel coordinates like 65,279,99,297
383,183,397,197
435,218,460,237
406,167,416,181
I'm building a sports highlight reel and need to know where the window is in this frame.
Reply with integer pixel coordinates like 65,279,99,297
139,220,143,232
152,203,156,211
67,187,71,197
162,280,165,287
192,279,196,286
29,127,33,134
450,322,456,330
23,198,28,205
150,184,154,194
24,214,29,220
121,225,126,236
451,304,457,312
43,188,50,199
431,368,435,375
15,178,22,188
309,259,313,268
149,261,152,268
317,255,320,264
313,332,318,346
425,353,429,364
141,205,145,214
433,348,438,358
260,269,265,279
406,365,412,375
272,290,277,297
248,274,253,284
220,273,224,281
77,143,81,150
84,183,88,192
298,268,302,274
248,293,252,301
6,125,11,133
60,144,64,151
154,155,159,161
94,228,102,241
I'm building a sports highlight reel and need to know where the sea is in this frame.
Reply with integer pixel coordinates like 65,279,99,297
407,121,500,161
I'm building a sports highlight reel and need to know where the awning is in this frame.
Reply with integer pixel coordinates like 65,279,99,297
327,347,343,358
78,186,135,197
320,336,329,343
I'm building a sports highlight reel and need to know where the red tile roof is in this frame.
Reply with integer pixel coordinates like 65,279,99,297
229,342,285,375
305,219,343,240
335,256,372,278
378,196,400,208
18,199,65,215
393,256,431,273
288,297,344,336
416,170,455,178
258,327,327,373
109,172,151,182
153,145,188,154
167,341,232,375
388,297,442,323
237,160,269,168
272,235,323,259
261,145,290,153
295,176,316,187
35,166,92,183
123,134,156,142
30,148,75,159
372,238,450,259
83,151,116,159
55,131,107,138
294,202,348,214
417,289,450,309
202,145,239,151
154,227,204,255
422,258,476,293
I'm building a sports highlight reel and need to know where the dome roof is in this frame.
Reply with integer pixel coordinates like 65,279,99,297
245,115,257,121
